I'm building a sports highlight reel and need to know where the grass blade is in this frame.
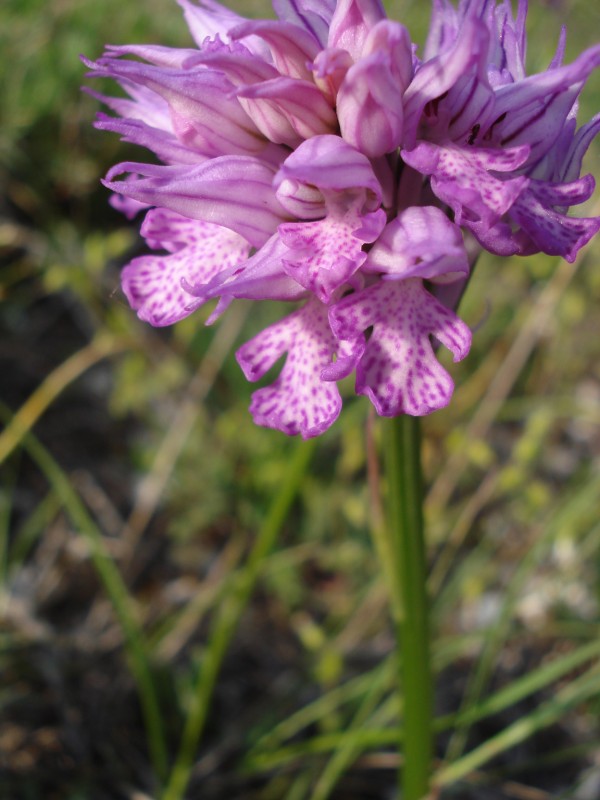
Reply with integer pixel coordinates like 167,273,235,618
0,336,127,467
0,404,169,783
434,666,600,788
161,436,316,800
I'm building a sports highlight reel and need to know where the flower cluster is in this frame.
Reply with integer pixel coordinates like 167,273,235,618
86,0,600,437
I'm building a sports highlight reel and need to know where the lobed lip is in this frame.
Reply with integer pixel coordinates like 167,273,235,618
86,0,600,437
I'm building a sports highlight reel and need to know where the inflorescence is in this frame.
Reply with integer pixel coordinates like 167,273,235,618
85,0,600,437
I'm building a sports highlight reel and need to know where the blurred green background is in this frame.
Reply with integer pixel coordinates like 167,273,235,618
1,1,600,798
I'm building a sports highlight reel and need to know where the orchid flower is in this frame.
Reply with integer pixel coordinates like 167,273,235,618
86,0,600,437
402,0,600,260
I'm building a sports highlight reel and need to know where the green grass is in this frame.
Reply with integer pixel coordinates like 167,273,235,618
1,1,600,798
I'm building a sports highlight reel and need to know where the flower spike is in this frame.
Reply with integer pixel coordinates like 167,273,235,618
87,0,600,435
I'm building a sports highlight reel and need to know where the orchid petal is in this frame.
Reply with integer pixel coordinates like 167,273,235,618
236,77,337,144
403,16,490,148
121,209,250,326
328,0,386,61
183,43,280,83
88,55,278,158
337,52,406,157
197,233,307,303
424,0,458,61
274,134,383,210
109,189,149,220
279,207,386,302
237,301,342,438
310,47,354,102
103,157,289,247
364,206,469,283
320,336,365,382
491,44,600,165
510,179,600,262
229,19,321,80
82,71,173,131
363,20,413,87
181,46,333,146
102,43,199,69
559,113,600,184
402,140,530,229
487,0,527,81
272,0,336,46
175,0,247,46
95,114,207,165
329,279,471,416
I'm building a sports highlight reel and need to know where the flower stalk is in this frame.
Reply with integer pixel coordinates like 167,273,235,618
384,414,433,799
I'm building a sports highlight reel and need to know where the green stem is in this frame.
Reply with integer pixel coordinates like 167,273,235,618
384,415,433,800
162,436,316,800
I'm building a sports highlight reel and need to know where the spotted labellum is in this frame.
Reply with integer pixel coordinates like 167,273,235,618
85,0,600,437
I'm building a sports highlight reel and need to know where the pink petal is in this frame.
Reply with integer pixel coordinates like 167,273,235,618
491,44,600,165
95,114,206,165
311,47,354,103
108,177,150,219
102,43,199,69
328,0,387,61
279,207,386,302
510,180,600,262
403,16,490,148
335,21,412,157
402,140,530,229
229,20,321,80
364,206,469,283
121,210,250,326
103,156,289,248
559,113,600,184
197,233,307,303
236,77,337,144
362,20,412,88
337,52,405,157
236,301,342,438
329,279,471,416
274,134,384,211
272,0,336,46
89,55,277,159
175,0,248,46
82,72,172,132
